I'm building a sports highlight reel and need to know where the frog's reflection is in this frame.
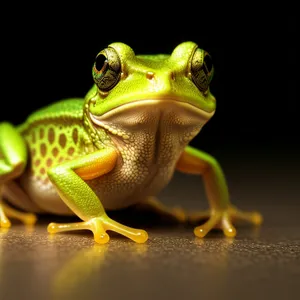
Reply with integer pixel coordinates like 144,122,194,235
52,244,108,297
0,227,9,235
193,237,234,268
51,241,148,299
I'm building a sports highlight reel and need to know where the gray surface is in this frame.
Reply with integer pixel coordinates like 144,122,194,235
1,149,300,300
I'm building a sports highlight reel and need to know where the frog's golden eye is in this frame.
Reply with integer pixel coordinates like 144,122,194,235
92,47,121,92
190,48,214,93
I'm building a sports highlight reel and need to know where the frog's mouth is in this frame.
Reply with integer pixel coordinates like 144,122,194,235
89,99,214,140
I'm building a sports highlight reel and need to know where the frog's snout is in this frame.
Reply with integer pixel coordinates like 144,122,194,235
145,71,175,81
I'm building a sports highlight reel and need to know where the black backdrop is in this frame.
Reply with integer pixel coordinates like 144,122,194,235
1,6,297,157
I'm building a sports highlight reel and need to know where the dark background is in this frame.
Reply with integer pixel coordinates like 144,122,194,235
1,7,297,160
1,8,299,300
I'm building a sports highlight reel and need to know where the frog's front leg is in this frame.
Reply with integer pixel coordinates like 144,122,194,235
47,148,148,244
0,122,37,228
176,145,263,238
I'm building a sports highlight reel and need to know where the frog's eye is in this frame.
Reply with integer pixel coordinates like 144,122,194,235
190,48,214,94
92,47,121,92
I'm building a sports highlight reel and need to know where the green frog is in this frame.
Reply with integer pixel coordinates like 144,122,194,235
0,41,262,243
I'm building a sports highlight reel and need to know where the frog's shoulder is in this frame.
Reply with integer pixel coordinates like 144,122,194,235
18,98,84,132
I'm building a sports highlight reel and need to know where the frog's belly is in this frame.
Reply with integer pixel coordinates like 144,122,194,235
16,163,174,215
86,162,176,210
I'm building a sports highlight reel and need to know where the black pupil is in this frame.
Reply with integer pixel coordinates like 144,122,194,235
95,54,107,72
204,54,213,73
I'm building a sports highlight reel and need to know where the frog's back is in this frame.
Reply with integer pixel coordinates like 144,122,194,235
18,98,85,132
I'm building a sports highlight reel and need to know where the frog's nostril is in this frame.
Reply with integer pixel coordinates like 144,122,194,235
170,72,175,81
146,72,155,80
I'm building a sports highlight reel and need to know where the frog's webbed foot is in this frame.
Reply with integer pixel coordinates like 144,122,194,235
192,206,263,238
0,201,37,228
47,215,148,244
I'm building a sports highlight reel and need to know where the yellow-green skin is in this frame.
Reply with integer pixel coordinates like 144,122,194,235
17,99,92,214
0,41,262,242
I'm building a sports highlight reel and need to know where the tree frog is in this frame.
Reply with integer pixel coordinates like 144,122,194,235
0,41,262,244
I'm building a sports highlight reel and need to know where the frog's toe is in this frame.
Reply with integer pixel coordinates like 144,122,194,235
229,206,263,226
89,219,110,244
0,217,11,228
220,213,237,237
193,212,222,238
21,213,37,226
253,212,263,225
94,232,110,244
100,216,148,243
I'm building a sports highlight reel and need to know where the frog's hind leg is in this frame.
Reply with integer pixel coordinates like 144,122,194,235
136,197,188,223
0,122,37,227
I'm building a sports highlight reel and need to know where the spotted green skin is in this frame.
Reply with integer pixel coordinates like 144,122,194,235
18,99,93,184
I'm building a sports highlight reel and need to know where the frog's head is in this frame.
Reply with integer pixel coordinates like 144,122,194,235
85,41,216,137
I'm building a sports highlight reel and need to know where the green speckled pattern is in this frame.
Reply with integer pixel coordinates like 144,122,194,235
18,99,90,183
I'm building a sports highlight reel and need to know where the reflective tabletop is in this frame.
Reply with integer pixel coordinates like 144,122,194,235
1,148,300,300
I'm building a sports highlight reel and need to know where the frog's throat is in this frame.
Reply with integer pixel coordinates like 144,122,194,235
90,99,214,120
89,99,214,139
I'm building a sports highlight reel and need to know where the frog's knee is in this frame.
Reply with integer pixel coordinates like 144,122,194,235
0,122,27,177
201,153,220,170
0,122,15,133
11,161,26,177
0,159,26,180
